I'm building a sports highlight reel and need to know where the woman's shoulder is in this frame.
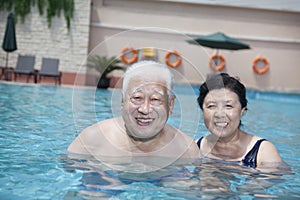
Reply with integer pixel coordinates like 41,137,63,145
252,135,283,166
240,131,263,146
258,140,281,158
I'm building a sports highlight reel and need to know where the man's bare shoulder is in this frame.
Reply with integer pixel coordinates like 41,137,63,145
67,117,124,154
79,117,122,134
165,124,199,158
165,124,195,141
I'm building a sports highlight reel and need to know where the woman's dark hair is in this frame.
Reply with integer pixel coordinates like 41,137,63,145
197,73,248,110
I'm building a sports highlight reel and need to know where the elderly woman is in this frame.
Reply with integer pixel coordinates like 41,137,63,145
196,73,285,170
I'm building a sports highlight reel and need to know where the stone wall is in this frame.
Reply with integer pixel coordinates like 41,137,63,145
0,0,91,85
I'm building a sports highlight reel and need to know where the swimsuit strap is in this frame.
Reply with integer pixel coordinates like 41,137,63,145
196,136,203,149
242,139,267,168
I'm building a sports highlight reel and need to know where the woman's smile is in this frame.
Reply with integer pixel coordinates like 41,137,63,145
214,122,229,128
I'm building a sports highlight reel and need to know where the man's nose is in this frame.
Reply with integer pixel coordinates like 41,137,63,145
138,99,152,114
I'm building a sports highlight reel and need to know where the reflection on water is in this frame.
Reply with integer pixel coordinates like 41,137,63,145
62,154,294,199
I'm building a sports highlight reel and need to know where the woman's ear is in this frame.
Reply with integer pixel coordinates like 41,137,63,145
241,107,247,117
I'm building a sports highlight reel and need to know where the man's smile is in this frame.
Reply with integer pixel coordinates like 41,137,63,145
136,117,154,126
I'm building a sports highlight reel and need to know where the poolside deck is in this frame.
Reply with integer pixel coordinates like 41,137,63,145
0,68,84,86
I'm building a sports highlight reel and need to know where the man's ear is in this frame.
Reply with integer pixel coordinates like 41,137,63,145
121,96,124,109
168,95,176,115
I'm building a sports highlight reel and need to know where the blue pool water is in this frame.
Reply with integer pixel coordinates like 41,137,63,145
0,82,300,199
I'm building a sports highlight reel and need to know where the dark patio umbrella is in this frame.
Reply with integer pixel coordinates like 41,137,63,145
2,13,17,68
186,32,250,50
186,32,250,71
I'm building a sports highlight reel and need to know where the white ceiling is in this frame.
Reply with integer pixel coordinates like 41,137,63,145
161,0,300,12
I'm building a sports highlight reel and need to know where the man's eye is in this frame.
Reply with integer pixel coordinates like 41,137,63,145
151,98,161,102
132,96,143,102
152,97,160,101
226,104,233,108
130,96,144,105
133,96,142,100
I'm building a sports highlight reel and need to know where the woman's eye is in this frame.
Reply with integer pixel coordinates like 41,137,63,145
207,104,216,109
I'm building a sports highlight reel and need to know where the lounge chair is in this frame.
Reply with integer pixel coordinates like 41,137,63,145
13,55,36,82
0,66,5,80
39,57,62,85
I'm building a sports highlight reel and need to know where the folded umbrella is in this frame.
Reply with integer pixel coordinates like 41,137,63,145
2,13,17,68
1,13,17,80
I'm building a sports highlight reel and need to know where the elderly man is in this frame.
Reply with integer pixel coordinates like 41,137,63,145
68,61,199,172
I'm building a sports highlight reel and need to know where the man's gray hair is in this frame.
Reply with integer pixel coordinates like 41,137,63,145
122,60,175,98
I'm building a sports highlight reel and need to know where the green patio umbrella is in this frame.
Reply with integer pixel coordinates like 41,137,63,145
186,32,250,70
2,13,18,68
186,32,250,51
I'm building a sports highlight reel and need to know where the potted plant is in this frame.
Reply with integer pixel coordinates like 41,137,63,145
86,55,125,88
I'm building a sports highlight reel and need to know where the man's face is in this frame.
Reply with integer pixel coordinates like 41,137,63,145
121,77,174,140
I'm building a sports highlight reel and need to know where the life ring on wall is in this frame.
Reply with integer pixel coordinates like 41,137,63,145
252,56,270,74
121,47,138,64
209,53,225,71
165,50,182,68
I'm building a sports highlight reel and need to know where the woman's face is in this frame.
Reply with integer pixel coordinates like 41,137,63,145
202,88,245,139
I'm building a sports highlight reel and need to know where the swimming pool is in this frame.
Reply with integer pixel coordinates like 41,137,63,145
0,82,300,199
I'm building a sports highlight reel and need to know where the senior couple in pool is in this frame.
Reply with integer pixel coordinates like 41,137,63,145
68,61,284,171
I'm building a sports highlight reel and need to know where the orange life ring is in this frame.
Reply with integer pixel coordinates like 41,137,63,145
121,47,138,64
209,53,225,71
165,50,182,68
252,56,269,74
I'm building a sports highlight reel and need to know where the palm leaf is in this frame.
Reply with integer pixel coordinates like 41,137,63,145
87,55,124,76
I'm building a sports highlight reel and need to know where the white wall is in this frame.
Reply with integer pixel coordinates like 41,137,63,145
1,0,299,91
89,0,300,92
